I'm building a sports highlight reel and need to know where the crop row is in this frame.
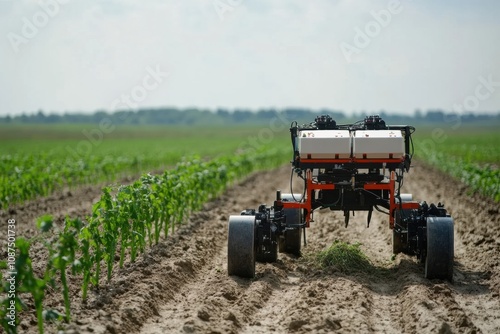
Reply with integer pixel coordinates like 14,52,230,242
0,148,289,333
421,152,499,201
414,128,499,202
1,125,290,210
0,151,185,210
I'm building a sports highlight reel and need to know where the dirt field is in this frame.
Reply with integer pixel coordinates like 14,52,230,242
4,162,500,334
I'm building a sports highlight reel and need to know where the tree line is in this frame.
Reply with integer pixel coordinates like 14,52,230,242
1,108,498,125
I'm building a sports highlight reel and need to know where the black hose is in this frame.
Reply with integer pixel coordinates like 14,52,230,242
374,205,390,215
290,167,306,203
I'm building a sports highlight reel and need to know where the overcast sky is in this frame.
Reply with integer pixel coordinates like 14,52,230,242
1,0,500,116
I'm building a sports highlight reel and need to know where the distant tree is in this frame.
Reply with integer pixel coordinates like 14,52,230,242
425,110,445,122
414,109,423,119
46,114,60,123
216,109,230,117
1,107,499,126
34,110,46,123
232,110,253,123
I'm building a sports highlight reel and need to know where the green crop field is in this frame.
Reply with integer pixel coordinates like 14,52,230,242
2,122,498,209
1,120,499,333
1,148,290,333
413,124,500,201
0,124,290,209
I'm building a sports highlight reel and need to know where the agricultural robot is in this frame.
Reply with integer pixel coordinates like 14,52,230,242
227,115,454,281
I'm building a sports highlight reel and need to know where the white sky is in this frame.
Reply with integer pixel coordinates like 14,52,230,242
1,0,500,116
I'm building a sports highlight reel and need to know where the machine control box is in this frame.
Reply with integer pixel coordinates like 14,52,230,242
353,130,404,159
298,130,351,159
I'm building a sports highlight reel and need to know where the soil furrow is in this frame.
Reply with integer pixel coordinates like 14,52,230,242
138,166,296,333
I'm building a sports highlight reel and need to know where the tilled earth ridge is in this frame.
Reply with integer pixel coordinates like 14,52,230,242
6,162,500,333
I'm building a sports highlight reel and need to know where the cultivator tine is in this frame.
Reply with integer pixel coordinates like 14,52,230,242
367,209,372,228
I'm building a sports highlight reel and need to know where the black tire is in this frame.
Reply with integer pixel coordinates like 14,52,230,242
425,216,454,281
284,226,302,256
227,216,256,278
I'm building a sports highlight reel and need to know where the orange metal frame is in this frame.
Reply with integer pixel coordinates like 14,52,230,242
282,158,420,229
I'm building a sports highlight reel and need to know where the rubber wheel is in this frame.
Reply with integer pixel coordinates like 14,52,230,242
227,216,256,278
425,216,454,281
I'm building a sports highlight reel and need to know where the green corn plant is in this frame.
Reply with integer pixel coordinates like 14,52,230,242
116,185,132,268
140,174,158,247
151,178,165,245
87,217,103,289
50,217,82,322
100,188,119,282
129,189,141,263
163,178,175,240
118,208,130,268
135,183,151,254
79,226,92,300
14,237,50,334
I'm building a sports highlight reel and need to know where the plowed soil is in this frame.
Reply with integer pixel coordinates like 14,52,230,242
4,162,500,334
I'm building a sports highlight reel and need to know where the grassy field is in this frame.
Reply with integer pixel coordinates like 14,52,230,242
0,124,290,208
413,124,500,201
0,124,289,154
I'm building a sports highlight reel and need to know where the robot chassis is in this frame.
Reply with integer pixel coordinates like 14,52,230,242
227,115,454,281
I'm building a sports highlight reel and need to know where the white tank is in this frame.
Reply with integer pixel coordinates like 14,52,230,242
298,130,351,159
352,130,404,159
